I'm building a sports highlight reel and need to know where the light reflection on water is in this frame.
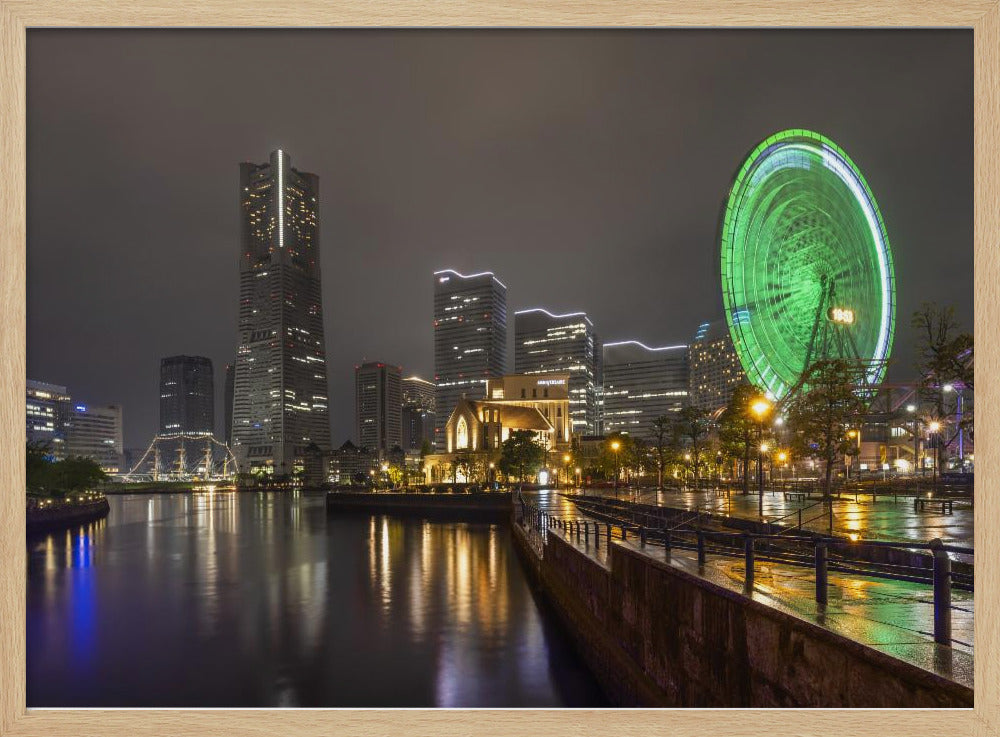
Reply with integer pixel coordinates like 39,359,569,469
27,492,605,707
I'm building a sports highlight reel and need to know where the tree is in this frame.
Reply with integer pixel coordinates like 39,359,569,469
717,384,764,495
786,359,867,499
912,303,974,468
650,416,673,489
674,406,710,483
497,430,545,485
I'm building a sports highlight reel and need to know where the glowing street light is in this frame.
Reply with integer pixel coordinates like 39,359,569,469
750,397,771,519
611,440,621,498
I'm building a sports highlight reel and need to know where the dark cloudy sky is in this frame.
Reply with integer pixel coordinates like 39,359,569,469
26,29,973,448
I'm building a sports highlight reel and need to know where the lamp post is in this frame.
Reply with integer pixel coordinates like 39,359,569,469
563,453,571,488
611,440,621,499
575,466,582,489
906,404,919,477
489,461,495,490
750,398,772,519
928,420,942,491
777,451,788,485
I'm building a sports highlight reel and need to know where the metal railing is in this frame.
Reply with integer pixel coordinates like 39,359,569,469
516,496,971,647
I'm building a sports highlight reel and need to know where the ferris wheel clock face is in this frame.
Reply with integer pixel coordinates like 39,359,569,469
720,129,896,400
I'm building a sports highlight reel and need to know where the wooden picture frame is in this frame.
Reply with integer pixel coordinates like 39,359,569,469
1,2,996,734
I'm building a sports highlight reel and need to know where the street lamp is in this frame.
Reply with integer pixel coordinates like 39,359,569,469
575,466,582,489
489,461,495,489
928,420,942,489
611,440,621,499
776,451,788,484
563,453,571,487
906,404,919,476
750,397,771,519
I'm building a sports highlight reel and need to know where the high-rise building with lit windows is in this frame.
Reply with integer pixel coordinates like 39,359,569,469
602,341,689,438
433,269,507,447
688,320,746,413
401,375,436,451
232,150,331,474
67,403,124,473
26,380,71,460
355,362,402,456
159,355,214,435
514,308,601,436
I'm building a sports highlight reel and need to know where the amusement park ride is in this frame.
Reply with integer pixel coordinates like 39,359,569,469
720,129,896,412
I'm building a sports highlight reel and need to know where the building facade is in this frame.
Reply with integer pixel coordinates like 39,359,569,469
355,362,402,456
159,355,215,435
224,361,235,445
433,269,507,448
26,380,71,460
688,320,745,413
514,308,601,435
401,375,436,452
66,403,124,473
231,149,331,475
602,341,689,439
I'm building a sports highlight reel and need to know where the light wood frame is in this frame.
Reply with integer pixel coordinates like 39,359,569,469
1,2,996,735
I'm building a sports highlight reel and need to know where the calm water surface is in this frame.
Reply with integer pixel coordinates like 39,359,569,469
27,492,606,707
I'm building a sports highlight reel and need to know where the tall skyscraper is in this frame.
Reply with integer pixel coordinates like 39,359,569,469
67,403,124,473
514,308,601,436
688,320,746,412
232,149,331,475
401,375,436,451
602,341,689,439
433,269,507,447
355,362,402,456
159,355,215,435
224,361,235,445
26,380,71,460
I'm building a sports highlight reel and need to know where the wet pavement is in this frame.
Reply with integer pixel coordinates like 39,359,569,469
558,485,973,547
521,489,974,690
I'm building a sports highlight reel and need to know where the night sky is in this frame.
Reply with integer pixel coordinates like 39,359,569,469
26,29,973,449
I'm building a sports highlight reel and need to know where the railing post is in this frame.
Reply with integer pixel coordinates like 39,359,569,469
815,541,828,605
606,523,612,547
622,526,628,542
594,522,599,550
697,530,706,565
640,526,646,547
744,534,755,589
931,538,952,645
798,508,802,529
664,531,671,560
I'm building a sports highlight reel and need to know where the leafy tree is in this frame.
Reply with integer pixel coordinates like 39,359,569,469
786,359,867,498
650,416,673,489
717,384,766,495
598,433,640,485
497,430,545,485
674,406,710,482
912,302,974,465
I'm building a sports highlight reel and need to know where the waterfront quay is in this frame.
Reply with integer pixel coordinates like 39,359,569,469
515,487,973,705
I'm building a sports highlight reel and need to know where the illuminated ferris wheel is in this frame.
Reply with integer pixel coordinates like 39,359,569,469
720,129,896,401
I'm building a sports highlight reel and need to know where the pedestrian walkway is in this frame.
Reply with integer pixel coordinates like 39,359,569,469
557,485,973,547
520,490,974,689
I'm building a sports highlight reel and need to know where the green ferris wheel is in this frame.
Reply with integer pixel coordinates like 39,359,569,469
720,129,895,401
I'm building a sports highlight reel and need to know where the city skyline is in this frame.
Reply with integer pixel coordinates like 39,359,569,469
26,29,973,447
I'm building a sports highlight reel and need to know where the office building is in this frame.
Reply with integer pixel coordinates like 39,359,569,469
401,375,436,452
26,380,71,460
67,403,124,473
355,362,402,456
160,355,214,435
514,308,601,435
224,361,235,445
602,341,689,439
231,149,331,475
688,320,746,412
433,269,507,448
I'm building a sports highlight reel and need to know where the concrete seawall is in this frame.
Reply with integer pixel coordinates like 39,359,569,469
26,498,110,534
512,519,973,707
326,491,512,521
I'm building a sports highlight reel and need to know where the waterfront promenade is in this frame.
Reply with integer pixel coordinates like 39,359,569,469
521,489,974,691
